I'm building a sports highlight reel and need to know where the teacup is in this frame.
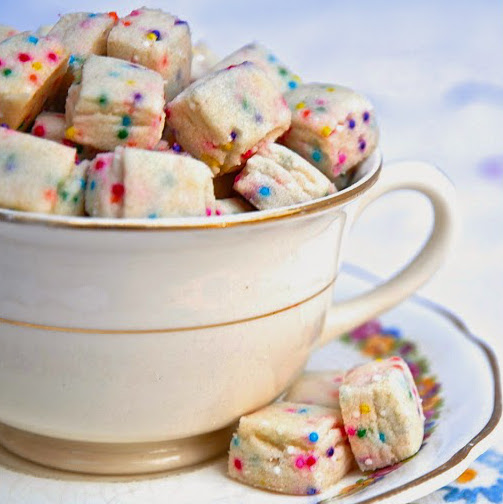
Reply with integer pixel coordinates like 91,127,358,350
0,149,457,474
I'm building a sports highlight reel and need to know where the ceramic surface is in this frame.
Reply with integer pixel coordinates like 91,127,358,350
0,267,498,504
0,150,457,473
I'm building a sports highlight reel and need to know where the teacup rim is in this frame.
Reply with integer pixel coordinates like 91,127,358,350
0,150,382,231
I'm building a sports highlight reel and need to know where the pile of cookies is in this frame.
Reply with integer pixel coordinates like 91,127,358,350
0,8,379,218
228,356,425,495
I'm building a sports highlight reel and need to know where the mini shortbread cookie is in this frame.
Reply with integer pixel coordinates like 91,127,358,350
166,62,291,175
86,147,215,218
284,371,345,422
107,7,191,102
282,84,379,179
31,111,67,143
0,25,18,42
212,42,300,93
339,356,424,471
0,33,69,129
48,12,118,104
215,197,254,215
191,41,219,82
234,143,335,210
54,160,88,216
228,401,353,495
0,127,79,214
65,55,165,150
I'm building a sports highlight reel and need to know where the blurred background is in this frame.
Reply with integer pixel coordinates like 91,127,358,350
3,0,502,339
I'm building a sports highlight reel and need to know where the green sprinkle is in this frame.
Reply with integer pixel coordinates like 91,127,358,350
316,106,327,113
3,68,12,77
98,94,108,106
242,97,249,110
117,129,129,139
72,195,79,204
278,67,288,76
357,429,367,438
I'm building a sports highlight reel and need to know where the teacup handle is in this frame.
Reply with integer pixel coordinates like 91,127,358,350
320,160,458,345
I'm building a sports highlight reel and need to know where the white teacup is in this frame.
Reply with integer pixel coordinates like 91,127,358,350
0,150,457,475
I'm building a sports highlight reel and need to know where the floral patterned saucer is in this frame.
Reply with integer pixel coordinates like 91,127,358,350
0,266,499,504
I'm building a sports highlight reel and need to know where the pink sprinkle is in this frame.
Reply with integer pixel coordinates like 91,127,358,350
285,408,297,413
205,208,212,216
338,151,347,164
346,426,356,437
215,208,222,216
295,457,305,468
130,9,141,16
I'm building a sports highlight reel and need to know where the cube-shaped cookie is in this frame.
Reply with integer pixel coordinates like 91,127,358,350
0,33,69,129
86,147,215,218
0,127,79,214
213,42,300,93
285,371,345,422
228,402,353,495
65,55,165,150
32,111,67,142
234,143,335,210
108,8,191,102
282,84,379,179
0,25,18,42
48,12,118,106
339,356,424,471
191,41,219,82
166,62,291,175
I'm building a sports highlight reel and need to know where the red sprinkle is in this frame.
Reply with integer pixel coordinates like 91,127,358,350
233,458,242,471
18,53,31,63
95,159,106,171
29,74,37,83
241,149,254,161
111,183,125,204
32,124,45,137
108,11,119,22
301,109,311,119
164,108,171,119
122,20,132,26
47,52,58,62
306,456,317,467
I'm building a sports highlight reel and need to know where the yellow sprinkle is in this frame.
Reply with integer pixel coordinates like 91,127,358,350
360,403,371,414
65,126,76,140
295,101,306,110
126,79,136,86
32,61,42,71
326,86,335,92
146,32,157,41
222,142,233,151
293,75,301,83
201,153,220,169
321,125,332,137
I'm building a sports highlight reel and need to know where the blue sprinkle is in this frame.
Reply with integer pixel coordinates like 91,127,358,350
288,80,298,89
258,186,270,197
175,19,188,25
307,487,317,495
309,432,319,443
230,130,237,140
109,71,120,77
149,29,161,40
381,327,401,338
172,143,182,152
148,213,158,219
0,123,9,129
69,55,76,65
311,149,322,162
348,118,356,129
379,432,386,443
232,436,240,447
90,180,96,191
122,116,132,127
326,447,335,457
359,139,366,151
88,13,98,17
5,154,15,172
27,35,39,45
363,111,370,122
267,54,277,63
254,113,263,123
297,408,308,414
79,178,86,189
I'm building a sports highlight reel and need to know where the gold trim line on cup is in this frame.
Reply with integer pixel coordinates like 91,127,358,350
0,278,336,334
0,162,382,231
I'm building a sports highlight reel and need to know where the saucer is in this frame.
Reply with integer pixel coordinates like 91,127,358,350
0,265,499,504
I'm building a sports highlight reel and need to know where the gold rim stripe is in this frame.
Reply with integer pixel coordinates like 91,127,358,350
0,278,335,334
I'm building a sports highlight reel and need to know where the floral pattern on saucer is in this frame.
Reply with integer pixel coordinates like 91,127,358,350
334,319,443,498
